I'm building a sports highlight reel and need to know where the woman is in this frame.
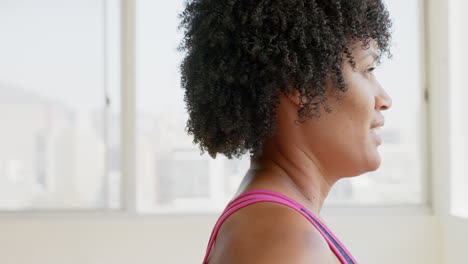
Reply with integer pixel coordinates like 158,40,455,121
178,0,393,263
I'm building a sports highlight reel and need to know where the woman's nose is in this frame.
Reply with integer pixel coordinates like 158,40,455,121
376,87,392,111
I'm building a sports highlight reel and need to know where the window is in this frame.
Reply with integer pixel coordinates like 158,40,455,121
135,0,426,213
0,0,427,213
0,0,121,210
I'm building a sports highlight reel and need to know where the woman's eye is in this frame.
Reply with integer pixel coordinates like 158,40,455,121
366,67,376,73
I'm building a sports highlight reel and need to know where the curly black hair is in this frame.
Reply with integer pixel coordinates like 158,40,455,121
177,0,392,160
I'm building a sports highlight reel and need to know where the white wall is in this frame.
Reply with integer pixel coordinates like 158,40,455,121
442,216,468,264
442,0,468,261
0,215,442,264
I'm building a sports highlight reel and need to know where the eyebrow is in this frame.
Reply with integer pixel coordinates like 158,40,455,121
361,50,379,61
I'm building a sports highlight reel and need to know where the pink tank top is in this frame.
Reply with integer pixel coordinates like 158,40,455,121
202,189,358,264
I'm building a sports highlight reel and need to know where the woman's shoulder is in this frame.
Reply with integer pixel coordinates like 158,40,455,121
207,201,334,264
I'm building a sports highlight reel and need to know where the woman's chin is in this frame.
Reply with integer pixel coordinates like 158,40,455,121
367,151,382,172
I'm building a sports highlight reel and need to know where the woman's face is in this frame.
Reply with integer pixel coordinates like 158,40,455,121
301,39,392,178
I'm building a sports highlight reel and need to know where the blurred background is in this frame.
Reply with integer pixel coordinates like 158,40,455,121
0,0,466,263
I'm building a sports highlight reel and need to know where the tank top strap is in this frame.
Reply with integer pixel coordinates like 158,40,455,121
202,189,357,264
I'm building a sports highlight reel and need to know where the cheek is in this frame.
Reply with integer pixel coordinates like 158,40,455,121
332,95,372,142
306,91,378,174
342,86,375,136
306,111,361,157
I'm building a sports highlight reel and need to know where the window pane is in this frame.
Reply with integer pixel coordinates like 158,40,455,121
136,0,424,213
0,0,121,210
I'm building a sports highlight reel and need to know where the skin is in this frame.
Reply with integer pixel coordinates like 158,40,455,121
207,39,392,264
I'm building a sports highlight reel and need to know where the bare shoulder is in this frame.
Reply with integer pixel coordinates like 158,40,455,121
207,201,334,264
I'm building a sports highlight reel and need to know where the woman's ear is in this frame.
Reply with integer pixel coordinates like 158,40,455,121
287,89,302,107
280,80,302,108
286,87,309,110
